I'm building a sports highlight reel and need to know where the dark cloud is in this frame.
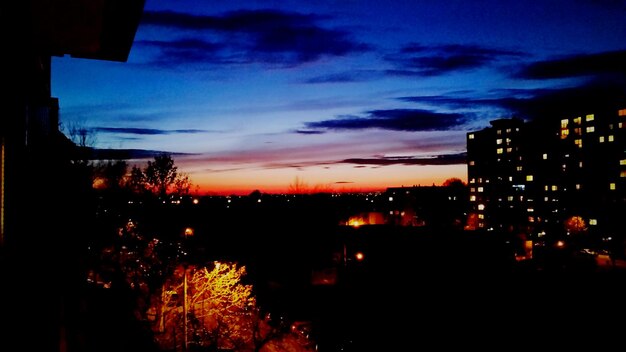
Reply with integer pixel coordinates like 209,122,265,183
139,10,370,67
342,152,467,166
92,127,209,135
517,50,626,79
135,39,229,66
499,80,626,120
397,79,626,123
90,148,191,160
304,109,468,132
385,43,524,76
294,129,326,135
304,70,381,83
334,181,354,184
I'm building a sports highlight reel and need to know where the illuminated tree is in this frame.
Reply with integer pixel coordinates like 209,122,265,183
151,262,256,351
565,216,587,235
149,262,315,352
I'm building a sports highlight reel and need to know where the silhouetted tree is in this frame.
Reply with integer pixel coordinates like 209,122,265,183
96,159,128,191
128,165,147,194
145,153,178,197
173,172,192,196
442,177,466,187
288,176,309,194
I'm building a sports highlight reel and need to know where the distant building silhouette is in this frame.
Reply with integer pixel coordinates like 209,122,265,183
467,105,626,243
385,184,468,228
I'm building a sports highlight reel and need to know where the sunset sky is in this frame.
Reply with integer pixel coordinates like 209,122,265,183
52,0,626,195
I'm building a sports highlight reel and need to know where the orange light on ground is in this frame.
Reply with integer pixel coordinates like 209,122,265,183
184,227,194,237
355,252,364,261
347,217,364,227
192,198,199,205
556,240,565,248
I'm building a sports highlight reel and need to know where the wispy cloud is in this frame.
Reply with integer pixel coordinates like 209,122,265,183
304,109,468,132
92,127,211,135
138,9,370,67
385,43,524,76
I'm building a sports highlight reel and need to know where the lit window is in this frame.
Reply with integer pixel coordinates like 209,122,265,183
469,178,475,184
621,171,626,178
544,197,549,202
576,184,581,190
561,119,568,128
620,159,626,165
497,148,503,154
496,139,503,145
506,138,512,144
469,160,475,166
497,130,502,135
478,214,484,219
608,135,615,142
610,183,616,190
478,187,484,193
479,223,484,228
574,128,582,135
544,185,549,191
586,114,594,121
609,124,614,130
506,147,513,153
589,219,598,226
470,187,475,192
470,195,476,202
586,126,595,133
508,196,514,201
551,185,558,191
573,117,582,124
478,178,483,183
508,176,513,181
542,153,548,160
619,108,626,116
561,129,569,139
478,204,485,211
620,122,624,128
575,139,582,148
579,161,583,168
527,208,534,213
506,128,511,133
526,175,534,181
600,136,605,143
468,133,475,139
516,166,523,171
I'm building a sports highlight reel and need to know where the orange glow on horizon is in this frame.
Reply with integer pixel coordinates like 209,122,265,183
189,163,467,196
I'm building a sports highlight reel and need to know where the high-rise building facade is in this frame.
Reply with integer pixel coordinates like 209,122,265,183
467,106,626,241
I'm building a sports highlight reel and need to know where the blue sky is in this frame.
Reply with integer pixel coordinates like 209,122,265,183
52,0,626,194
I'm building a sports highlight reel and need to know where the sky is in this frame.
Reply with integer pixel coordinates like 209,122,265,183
52,0,626,195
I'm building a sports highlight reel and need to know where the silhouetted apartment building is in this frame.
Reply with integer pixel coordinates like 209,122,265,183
0,1,144,351
466,106,626,240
